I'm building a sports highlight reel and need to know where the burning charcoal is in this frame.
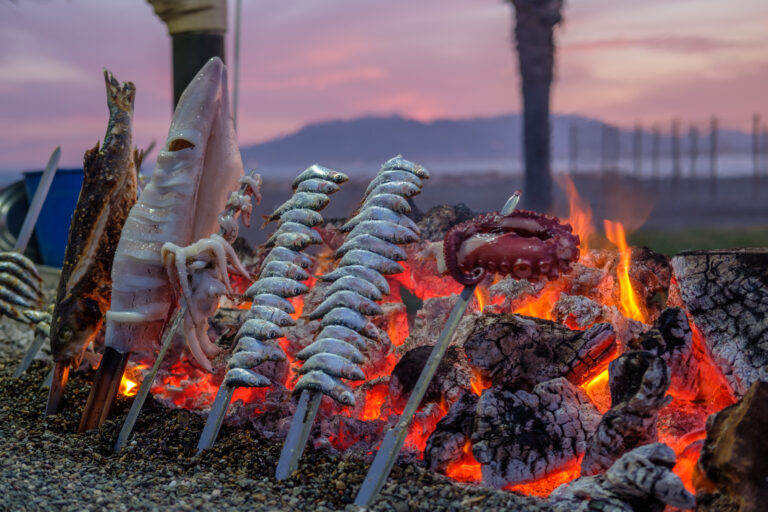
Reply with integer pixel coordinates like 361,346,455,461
671,249,768,396
471,377,601,488
628,247,671,319
485,276,546,314
550,443,695,511
581,351,671,476
389,345,472,409
404,294,480,353
628,307,697,397
552,294,610,329
463,313,616,391
424,391,478,473
416,203,476,242
695,381,768,512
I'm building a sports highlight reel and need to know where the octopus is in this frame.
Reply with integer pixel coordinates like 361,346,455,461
442,210,580,286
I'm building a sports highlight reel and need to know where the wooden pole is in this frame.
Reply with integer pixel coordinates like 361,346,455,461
709,116,718,198
652,124,660,183
689,125,699,180
671,119,681,183
753,114,760,200
569,123,578,174
633,122,642,179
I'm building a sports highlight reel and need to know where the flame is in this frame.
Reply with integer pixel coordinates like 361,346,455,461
580,368,611,413
473,286,489,312
603,220,646,323
470,370,491,396
445,438,482,482
361,383,389,421
506,460,582,497
513,281,564,320
120,375,139,397
560,175,595,255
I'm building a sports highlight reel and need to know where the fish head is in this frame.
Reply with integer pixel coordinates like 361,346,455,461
51,295,105,365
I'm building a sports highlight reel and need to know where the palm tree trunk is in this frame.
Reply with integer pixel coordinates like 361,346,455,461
510,0,563,212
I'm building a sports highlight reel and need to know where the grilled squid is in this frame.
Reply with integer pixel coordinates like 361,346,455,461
293,155,429,406
223,165,349,389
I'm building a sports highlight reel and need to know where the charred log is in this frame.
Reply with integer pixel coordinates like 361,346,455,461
671,249,768,396
463,313,616,391
424,391,479,473
471,377,600,487
389,344,472,408
695,381,768,512
551,443,695,511
581,351,671,476
416,203,476,242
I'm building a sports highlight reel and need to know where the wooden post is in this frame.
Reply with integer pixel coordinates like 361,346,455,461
601,122,609,177
671,119,681,183
753,114,760,200
569,123,578,174
633,122,642,179
710,116,718,198
689,125,699,179
651,124,660,184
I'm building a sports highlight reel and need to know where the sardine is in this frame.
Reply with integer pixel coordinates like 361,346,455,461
291,165,349,189
273,232,313,251
365,181,421,199
0,286,32,308
0,261,41,291
326,275,382,301
278,208,324,228
249,305,296,327
320,307,380,341
224,368,271,388
340,206,420,235
338,249,404,275
236,318,283,340
347,220,418,244
360,193,411,214
0,273,40,303
0,298,26,323
309,290,383,319
382,155,430,179
265,192,330,222
260,246,315,271
295,178,340,195
259,260,310,282
265,222,322,246
236,337,284,356
364,171,423,196
335,234,407,261
297,353,365,381
319,265,391,296
293,370,355,406
251,293,295,314
245,277,309,298
0,252,42,281
296,338,364,365
316,325,374,351
229,345,285,369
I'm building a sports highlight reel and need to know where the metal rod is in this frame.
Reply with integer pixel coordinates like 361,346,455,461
15,146,60,252
275,390,322,480
13,330,46,378
114,305,186,452
196,384,235,455
44,361,69,415
78,347,129,431
232,0,242,131
354,285,476,506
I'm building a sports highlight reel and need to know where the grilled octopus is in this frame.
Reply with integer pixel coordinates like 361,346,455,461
442,210,580,286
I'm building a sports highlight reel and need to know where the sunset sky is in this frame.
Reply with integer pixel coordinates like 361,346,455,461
1,0,766,170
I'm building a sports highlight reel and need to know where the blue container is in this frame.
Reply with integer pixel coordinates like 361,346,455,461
23,168,84,267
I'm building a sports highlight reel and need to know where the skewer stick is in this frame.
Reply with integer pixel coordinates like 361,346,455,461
78,346,129,431
114,305,186,451
15,146,60,253
14,330,47,378
354,191,521,506
275,390,322,480
196,382,235,454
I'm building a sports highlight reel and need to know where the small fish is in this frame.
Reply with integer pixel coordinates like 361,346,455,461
0,298,27,323
319,265,391,296
266,222,323,247
335,234,407,261
0,261,41,291
250,305,295,327
236,318,284,340
236,337,285,357
229,345,285,369
338,249,404,275
326,276,382,301
364,181,421,199
278,208,324,228
0,252,42,281
291,165,349,189
259,260,310,282
273,232,313,251
0,287,32,308
295,178,340,195
340,206,420,235
265,192,330,223
316,325,373,351
320,307,380,340
364,171,423,196
23,308,52,325
250,293,296,314
0,273,40,303
224,367,271,388
296,338,364,365
246,277,309,298
360,193,411,214
381,155,430,179
260,246,315,271
347,220,419,244
297,353,365,381
309,290,383,319
294,370,355,406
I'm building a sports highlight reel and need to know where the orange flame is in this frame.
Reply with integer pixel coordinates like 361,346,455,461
603,220,646,323
513,281,564,320
445,438,482,482
120,375,139,397
506,460,582,497
561,175,595,255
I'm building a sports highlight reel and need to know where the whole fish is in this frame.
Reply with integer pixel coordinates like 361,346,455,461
49,71,139,371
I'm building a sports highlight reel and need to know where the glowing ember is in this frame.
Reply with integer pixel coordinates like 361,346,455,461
513,280,564,320
470,370,491,396
361,383,389,421
119,375,138,397
445,439,482,482
506,460,582,497
580,368,611,413
603,220,646,323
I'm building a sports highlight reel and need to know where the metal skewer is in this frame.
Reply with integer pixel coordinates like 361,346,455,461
353,191,520,506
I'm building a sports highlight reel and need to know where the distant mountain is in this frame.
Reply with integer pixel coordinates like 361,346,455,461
240,114,753,178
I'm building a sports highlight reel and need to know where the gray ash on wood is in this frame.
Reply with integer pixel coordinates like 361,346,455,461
471,377,601,488
389,344,471,409
416,203,476,242
671,248,768,396
581,351,671,476
463,313,616,391
424,391,479,474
